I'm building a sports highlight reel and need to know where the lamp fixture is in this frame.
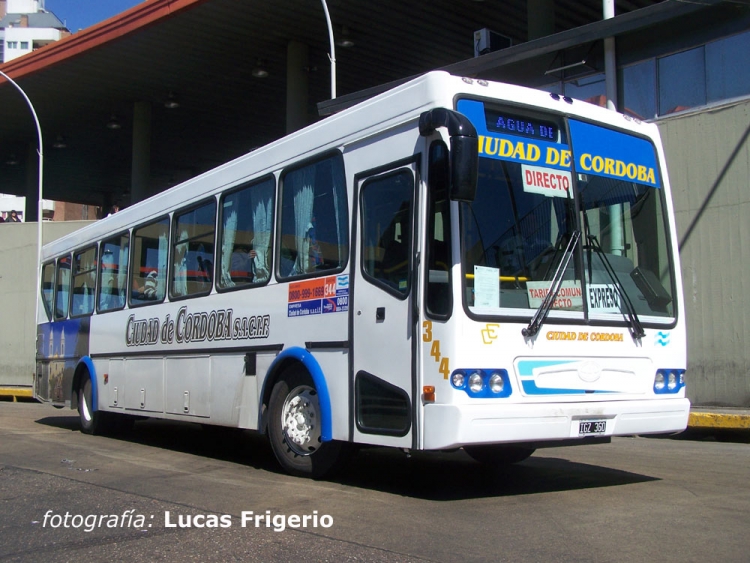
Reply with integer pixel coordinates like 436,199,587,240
251,59,269,78
336,25,354,48
53,134,67,149
164,92,180,109
544,60,588,75
106,114,121,130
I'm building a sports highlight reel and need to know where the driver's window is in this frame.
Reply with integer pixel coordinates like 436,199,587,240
360,169,414,296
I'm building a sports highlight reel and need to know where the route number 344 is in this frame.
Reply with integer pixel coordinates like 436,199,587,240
422,320,450,379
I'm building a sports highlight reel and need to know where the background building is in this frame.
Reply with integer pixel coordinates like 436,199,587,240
0,0,69,63
0,0,748,409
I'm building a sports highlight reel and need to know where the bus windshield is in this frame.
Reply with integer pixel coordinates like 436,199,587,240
457,98,675,322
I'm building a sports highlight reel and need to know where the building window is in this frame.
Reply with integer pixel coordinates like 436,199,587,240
619,59,656,121
706,30,750,103
7,41,18,49
658,47,706,115
564,73,606,107
20,41,28,49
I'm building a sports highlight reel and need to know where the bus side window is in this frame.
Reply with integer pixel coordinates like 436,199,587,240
279,153,348,279
217,176,275,290
98,234,129,312
40,261,55,320
171,200,216,299
54,255,71,320
130,217,169,306
71,246,97,317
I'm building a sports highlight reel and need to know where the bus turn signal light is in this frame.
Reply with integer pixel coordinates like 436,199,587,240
423,386,435,402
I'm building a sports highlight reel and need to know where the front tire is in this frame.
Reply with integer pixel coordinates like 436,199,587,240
268,370,348,478
464,445,535,465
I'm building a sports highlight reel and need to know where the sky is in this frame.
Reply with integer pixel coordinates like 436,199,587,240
44,0,144,32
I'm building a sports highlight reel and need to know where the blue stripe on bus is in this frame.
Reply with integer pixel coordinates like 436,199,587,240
267,347,333,442
517,360,621,395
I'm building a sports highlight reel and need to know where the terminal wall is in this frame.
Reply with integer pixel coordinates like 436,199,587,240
0,221,94,389
658,97,750,407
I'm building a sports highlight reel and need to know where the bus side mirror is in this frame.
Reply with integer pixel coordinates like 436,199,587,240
419,107,478,203
449,135,478,202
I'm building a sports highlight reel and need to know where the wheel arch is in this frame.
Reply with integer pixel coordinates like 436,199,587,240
258,346,332,442
71,356,97,412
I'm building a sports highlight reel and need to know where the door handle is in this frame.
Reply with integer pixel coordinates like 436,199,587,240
376,307,385,322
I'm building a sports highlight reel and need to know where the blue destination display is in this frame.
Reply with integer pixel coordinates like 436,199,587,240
485,109,559,141
457,98,662,187
568,119,660,188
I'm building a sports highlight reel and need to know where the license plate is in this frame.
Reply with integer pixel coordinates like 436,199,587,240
578,420,607,435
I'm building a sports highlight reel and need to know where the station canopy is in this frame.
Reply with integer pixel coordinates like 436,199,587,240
0,0,732,210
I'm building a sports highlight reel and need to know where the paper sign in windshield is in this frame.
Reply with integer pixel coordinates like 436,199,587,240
522,164,572,198
587,284,621,314
527,280,582,310
474,266,500,308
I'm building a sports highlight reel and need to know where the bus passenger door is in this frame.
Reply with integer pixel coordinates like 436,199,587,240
352,165,417,448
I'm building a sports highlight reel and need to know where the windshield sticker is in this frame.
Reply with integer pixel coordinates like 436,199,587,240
587,284,621,314
288,275,349,317
526,280,582,310
457,99,661,188
521,164,572,198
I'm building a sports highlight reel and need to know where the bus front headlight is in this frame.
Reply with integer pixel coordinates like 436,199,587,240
451,371,465,389
489,373,505,394
654,372,665,391
468,372,484,393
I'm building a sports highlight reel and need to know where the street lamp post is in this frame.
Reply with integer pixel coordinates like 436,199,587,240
0,70,44,326
320,0,336,100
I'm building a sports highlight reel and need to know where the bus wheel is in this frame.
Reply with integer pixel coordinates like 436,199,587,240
268,372,347,478
463,445,535,465
78,377,108,435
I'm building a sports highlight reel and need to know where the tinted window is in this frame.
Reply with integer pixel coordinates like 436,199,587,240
707,30,750,102
619,59,656,120
98,234,129,312
131,218,169,306
55,255,71,319
41,262,55,320
279,154,348,279
218,177,275,289
658,47,706,115
71,246,97,317
171,200,216,299
360,169,414,296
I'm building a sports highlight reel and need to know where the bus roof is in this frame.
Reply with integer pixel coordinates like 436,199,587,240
41,70,660,260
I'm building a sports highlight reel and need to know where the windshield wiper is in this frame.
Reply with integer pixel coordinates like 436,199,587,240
522,230,581,338
585,234,645,340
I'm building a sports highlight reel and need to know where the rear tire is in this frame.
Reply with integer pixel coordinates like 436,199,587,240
464,445,535,465
268,370,349,478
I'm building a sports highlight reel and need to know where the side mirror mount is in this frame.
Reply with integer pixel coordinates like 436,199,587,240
419,108,478,202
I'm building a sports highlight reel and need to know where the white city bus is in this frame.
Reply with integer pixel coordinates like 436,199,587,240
35,71,689,477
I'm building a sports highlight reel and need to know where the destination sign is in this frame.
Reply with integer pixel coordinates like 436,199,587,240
485,109,560,142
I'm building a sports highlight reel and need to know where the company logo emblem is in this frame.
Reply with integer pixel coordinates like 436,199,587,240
578,361,602,382
655,331,670,347
481,323,500,345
